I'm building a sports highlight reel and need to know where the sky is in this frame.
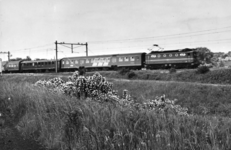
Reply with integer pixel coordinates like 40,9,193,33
0,0,231,61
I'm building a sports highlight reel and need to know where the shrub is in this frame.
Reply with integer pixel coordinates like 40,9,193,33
196,66,210,74
127,71,137,79
169,67,177,74
118,68,130,75
79,67,86,75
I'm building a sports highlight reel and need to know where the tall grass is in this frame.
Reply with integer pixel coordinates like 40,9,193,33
1,77,231,149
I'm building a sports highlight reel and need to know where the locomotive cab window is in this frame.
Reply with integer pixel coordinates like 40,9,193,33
151,55,156,58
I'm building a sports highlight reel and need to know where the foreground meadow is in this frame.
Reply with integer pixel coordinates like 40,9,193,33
1,72,231,150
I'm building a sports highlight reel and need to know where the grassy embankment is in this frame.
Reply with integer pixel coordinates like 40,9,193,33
1,73,231,149
84,68,231,85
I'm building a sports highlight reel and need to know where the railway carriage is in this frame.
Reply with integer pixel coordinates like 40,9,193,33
21,60,60,72
4,60,24,73
145,48,200,69
60,52,146,71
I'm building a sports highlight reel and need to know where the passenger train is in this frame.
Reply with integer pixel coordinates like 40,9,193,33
2,48,200,73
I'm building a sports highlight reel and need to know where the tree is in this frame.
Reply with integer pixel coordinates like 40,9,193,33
195,47,213,64
25,56,32,60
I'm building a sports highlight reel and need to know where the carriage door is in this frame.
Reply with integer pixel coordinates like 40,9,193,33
111,55,117,69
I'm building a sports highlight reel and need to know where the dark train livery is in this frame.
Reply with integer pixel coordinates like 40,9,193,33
2,48,200,73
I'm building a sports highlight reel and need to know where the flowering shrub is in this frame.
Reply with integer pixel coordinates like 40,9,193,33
34,71,189,115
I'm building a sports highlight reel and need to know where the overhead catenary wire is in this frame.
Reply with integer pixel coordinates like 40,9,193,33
90,38,231,51
89,26,231,43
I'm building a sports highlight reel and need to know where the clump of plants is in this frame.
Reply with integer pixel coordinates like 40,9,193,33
35,71,188,116
196,65,210,74
118,68,130,75
127,70,137,79
169,67,177,74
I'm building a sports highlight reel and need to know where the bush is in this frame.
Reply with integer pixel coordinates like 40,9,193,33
196,66,210,74
169,67,177,74
118,68,130,75
127,71,137,79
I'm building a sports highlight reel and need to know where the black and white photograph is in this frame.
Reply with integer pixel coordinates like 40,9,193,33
1,0,231,149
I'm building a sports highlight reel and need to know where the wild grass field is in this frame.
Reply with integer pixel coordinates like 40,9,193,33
1,72,231,150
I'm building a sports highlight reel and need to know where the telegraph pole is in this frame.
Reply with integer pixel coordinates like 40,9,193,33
86,42,88,57
55,41,58,73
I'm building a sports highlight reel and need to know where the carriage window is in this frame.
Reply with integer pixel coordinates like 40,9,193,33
151,55,156,58
163,54,166,57
71,60,74,64
180,53,186,56
75,60,78,64
52,62,55,65
125,57,129,61
175,54,178,57
62,61,64,65
169,54,172,57
66,61,69,65
32,63,35,66
119,57,123,62
136,56,140,60
130,57,135,61
157,54,161,58
80,60,84,64
86,59,89,63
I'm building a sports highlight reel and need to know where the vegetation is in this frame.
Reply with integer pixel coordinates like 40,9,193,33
85,68,231,85
195,47,213,64
196,66,210,74
1,72,231,149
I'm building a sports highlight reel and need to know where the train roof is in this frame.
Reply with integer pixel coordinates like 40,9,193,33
62,52,146,60
7,60,24,64
21,59,59,63
149,48,196,54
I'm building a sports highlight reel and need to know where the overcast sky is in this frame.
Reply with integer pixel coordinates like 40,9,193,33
0,0,231,61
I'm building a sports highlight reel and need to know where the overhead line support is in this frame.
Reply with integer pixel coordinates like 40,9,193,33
54,41,88,73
